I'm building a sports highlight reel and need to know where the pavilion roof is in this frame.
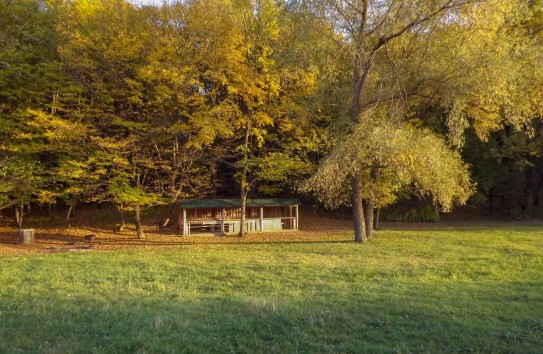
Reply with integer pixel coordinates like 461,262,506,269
179,198,300,209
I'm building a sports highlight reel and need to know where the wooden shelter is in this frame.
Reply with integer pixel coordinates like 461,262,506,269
178,198,300,235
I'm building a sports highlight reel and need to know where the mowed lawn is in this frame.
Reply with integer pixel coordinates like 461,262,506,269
0,226,542,353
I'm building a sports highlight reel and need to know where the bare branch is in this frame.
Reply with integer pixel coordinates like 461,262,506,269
0,201,17,211
326,0,358,41
371,0,477,53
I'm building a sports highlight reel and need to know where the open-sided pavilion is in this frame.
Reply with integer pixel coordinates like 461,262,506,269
178,198,300,236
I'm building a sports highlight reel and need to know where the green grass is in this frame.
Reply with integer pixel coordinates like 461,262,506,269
1,226,542,353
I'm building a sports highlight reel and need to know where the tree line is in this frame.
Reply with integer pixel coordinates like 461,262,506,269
1,0,542,241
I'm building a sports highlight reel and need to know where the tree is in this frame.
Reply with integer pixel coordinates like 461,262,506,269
299,0,479,241
57,0,166,238
428,0,543,218
463,121,543,218
181,0,325,235
0,159,43,228
0,0,82,226
301,107,474,225
300,0,543,241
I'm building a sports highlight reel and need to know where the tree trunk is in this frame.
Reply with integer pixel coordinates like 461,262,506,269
238,114,252,237
118,203,126,231
538,178,543,209
70,195,77,216
352,173,366,243
525,165,536,217
47,202,55,222
159,202,177,229
66,194,78,227
350,53,366,243
14,204,23,229
134,205,145,239
66,204,73,227
375,208,380,230
364,200,374,239
364,167,380,239
350,53,364,124
240,191,247,237
487,187,494,216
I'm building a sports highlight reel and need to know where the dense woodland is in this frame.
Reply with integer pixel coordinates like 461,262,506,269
1,0,542,240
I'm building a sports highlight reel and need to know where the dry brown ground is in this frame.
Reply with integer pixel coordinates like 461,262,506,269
0,207,356,255
1,206,539,255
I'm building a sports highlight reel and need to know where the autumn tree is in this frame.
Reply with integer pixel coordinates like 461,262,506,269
299,0,543,241
0,0,84,226
57,0,167,238
421,0,543,217
182,0,326,235
57,0,242,236
301,107,474,225
296,0,478,241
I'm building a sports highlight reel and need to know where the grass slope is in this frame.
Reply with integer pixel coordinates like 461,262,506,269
0,227,542,353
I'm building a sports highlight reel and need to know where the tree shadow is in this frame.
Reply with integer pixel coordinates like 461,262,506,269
1,282,541,353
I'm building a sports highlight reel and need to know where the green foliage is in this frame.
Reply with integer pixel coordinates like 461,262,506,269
254,153,313,195
462,120,543,218
302,108,475,211
381,202,440,223
0,158,43,209
107,180,165,211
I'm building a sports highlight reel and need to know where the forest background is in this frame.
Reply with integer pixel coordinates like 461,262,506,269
1,0,543,240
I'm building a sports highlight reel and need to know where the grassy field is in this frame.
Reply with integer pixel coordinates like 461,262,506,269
0,225,542,353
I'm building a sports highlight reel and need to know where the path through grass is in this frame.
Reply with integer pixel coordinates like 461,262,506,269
1,226,542,353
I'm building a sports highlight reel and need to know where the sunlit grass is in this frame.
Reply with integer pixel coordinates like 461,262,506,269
1,226,542,353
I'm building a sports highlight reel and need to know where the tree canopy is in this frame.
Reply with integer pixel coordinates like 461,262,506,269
0,0,542,239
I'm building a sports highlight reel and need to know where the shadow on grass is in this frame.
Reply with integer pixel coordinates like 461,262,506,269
95,240,357,247
1,282,542,353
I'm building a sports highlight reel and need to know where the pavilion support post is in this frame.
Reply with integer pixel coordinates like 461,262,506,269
221,208,225,235
181,209,184,235
260,207,264,232
294,205,299,231
289,206,293,229
182,208,187,236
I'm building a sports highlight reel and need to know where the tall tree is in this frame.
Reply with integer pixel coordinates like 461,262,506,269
301,0,543,240
0,0,82,226
58,0,165,238
182,0,326,235
301,107,474,222
303,0,478,241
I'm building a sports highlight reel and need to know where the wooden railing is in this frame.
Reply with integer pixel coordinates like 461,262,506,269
181,217,298,235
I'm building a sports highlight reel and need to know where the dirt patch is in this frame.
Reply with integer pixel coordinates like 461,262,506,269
0,228,349,255
0,206,540,255
0,210,354,255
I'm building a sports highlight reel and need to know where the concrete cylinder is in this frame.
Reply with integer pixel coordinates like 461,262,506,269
18,229,35,244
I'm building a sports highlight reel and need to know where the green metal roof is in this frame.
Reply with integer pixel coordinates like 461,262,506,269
179,198,301,209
